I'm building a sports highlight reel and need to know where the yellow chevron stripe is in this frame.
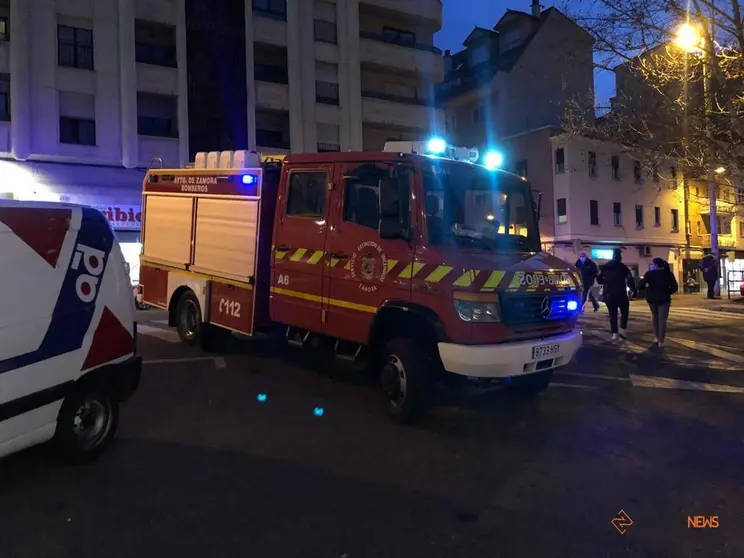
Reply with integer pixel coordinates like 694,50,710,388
481,270,505,290
344,260,352,271
275,251,286,259
508,272,523,289
453,270,480,287
425,265,453,283
386,259,399,273
398,262,425,279
329,258,341,267
289,248,307,262
307,250,324,264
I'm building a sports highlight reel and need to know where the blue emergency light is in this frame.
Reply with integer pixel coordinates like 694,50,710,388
566,300,579,312
242,174,257,185
483,151,504,169
427,137,447,154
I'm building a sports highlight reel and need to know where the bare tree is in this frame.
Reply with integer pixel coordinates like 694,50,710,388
561,0,743,183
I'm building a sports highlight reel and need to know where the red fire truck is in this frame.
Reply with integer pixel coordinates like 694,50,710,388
138,141,583,421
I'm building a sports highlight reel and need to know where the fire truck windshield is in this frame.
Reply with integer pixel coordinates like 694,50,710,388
421,159,540,253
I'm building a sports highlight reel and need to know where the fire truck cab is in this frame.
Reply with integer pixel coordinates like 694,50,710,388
138,142,583,421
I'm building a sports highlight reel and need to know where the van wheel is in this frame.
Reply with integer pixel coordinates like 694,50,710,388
507,370,553,396
53,385,119,463
175,291,202,346
379,338,431,423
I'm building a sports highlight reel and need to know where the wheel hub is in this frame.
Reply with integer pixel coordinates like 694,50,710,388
72,399,111,449
381,355,407,407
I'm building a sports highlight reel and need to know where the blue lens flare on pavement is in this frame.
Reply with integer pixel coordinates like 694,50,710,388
257,393,267,402
313,407,324,417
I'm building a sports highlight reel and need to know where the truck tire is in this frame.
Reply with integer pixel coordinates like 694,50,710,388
379,338,431,423
175,291,202,346
53,384,119,463
507,370,553,396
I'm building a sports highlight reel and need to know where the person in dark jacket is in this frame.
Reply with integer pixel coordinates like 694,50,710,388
699,254,719,299
639,258,679,348
575,251,600,312
597,248,637,340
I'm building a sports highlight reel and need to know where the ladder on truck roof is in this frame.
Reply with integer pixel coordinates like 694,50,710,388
177,150,286,170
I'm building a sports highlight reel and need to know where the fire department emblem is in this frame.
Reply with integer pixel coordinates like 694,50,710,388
350,241,388,292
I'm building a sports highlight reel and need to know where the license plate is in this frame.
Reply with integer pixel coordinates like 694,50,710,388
532,343,559,360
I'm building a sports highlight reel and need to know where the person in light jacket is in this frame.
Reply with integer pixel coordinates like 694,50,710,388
639,258,679,348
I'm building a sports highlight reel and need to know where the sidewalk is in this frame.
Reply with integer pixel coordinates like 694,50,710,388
667,293,744,314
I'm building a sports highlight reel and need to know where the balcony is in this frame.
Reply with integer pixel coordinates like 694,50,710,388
362,93,443,130
359,0,442,26
256,80,289,111
253,12,287,47
701,234,738,249
136,63,178,96
360,32,443,76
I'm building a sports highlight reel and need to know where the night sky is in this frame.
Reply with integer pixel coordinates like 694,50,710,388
435,0,614,107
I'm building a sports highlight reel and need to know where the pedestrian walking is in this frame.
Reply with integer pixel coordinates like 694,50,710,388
638,258,678,348
699,254,719,299
596,248,637,340
575,251,600,312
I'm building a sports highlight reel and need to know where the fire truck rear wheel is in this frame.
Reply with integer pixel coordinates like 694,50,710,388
380,338,431,423
175,291,202,347
507,370,553,396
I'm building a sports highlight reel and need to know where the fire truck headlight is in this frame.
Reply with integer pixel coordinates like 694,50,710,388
453,294,501,323
427,137,447,154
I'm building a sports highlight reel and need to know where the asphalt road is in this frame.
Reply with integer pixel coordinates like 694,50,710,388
1,306,744,558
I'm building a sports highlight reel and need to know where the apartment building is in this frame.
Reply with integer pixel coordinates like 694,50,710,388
0,0,443,278
436,2,594,150
501,128,687,279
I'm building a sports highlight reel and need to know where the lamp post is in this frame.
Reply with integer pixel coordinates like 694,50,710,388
674,20,720,295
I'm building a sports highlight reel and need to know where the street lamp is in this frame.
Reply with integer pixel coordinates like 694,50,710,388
674,21,721,293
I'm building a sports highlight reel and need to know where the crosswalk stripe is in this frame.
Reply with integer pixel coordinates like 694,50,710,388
137,324,180,343
666,337,744,364
555,370,630,382
585,330,647,353
630,374,744,393
550,382,597,390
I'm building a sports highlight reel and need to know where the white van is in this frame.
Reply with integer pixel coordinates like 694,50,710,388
0,201,141,462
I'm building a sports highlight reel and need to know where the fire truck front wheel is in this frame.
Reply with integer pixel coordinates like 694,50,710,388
175,290,202,347
380,338,431,423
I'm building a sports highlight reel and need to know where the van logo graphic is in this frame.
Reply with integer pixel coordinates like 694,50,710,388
350,241,388,293
540,296,552,318
70,243,108,303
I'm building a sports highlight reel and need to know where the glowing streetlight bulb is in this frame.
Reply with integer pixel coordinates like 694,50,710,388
714,166,726,174
674,23,703,53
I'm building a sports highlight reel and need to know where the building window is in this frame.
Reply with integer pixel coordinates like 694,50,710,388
256,129,287,149
254,63,288,84
135,20,177,68
286,171,327,217
671,208,679,231
555,147,565,174
613,202,622,226
719,215,732,236
58,25,94,70
59,90,95,145
315,80,339,105
635,205,644,228
382,27,416,47
137,92,178,138
739,221,744,238
654,206,661,227
556,198,567,224
588,151,596,176
253,0,287,20
737,188,744,205
0,16,8,41
515,159,527,178
473,105,485,123
633,160,642,182
0,73,9,121
317,142,340,152
590,199,599,225
59,116,95,145
611,155,620,179
313,19,337,44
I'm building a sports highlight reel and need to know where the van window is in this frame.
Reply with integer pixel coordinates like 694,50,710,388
343,165,381,229
286,171,327,217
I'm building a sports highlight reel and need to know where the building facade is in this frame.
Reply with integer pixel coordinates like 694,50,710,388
436,3,594,151
0,0,443,281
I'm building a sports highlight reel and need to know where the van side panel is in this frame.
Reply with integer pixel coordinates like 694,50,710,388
0,206,136,455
